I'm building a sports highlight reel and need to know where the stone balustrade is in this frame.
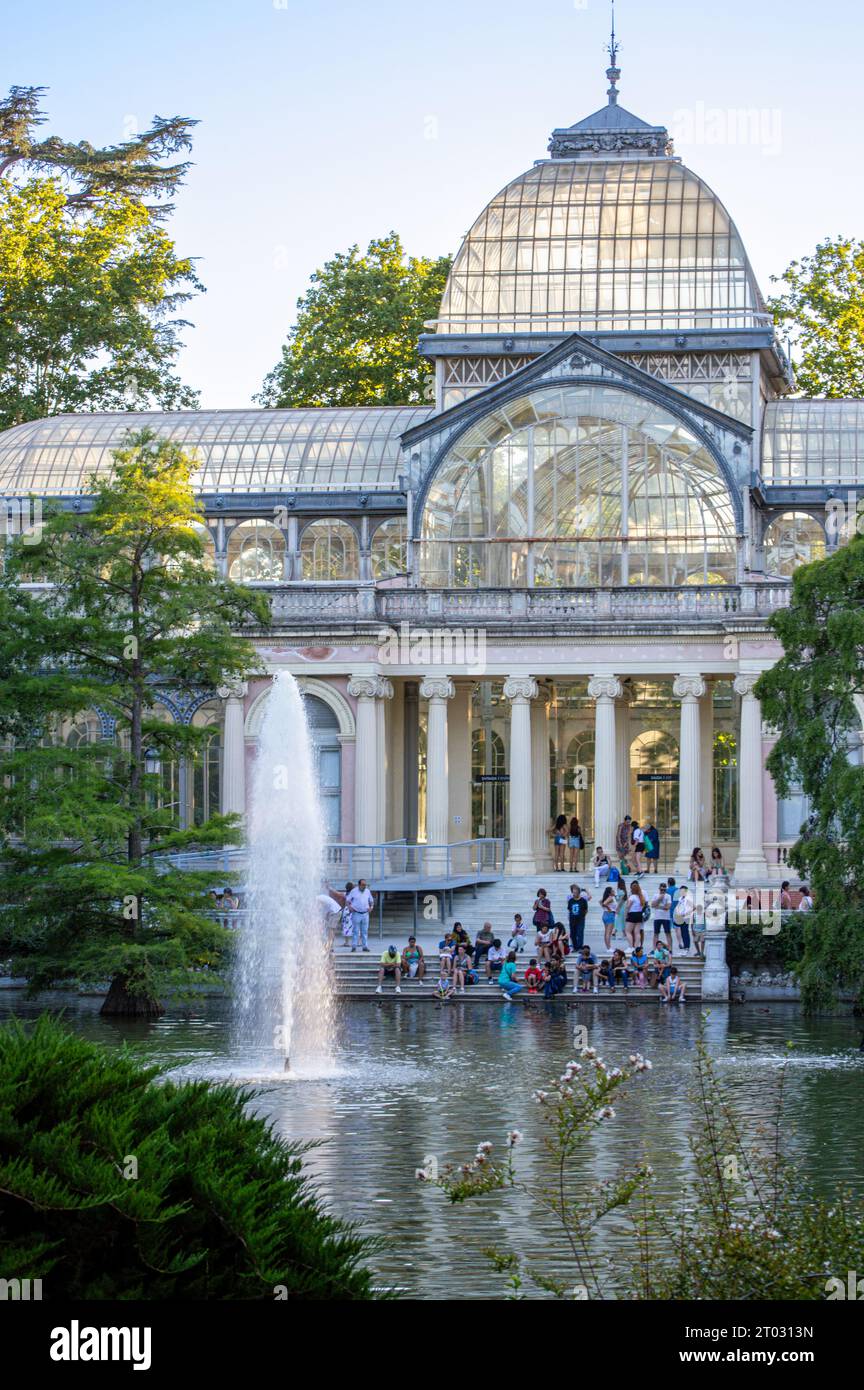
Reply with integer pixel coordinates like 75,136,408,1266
260,583,791,627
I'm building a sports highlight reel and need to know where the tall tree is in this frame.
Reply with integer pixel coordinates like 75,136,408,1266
756,535,864,1012
258,232,451,407
0,86,201,428
769,237,864,397
0,431,269,1016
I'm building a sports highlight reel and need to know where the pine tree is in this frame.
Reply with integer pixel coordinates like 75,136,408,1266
0,430,269,1015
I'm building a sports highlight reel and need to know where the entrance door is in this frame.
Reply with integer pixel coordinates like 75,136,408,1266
630,730,679,859
303,695,342,839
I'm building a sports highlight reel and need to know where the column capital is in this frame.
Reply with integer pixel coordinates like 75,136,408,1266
348,674,393,701
503,675,539,703
418,675,455,702
587,675,623,702
733,672,760,699
673,674,707,701
217,678,248,701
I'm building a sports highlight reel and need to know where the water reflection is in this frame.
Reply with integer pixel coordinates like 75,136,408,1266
2,995,861,1299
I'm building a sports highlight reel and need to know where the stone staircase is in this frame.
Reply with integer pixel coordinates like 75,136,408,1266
333,872,704,1000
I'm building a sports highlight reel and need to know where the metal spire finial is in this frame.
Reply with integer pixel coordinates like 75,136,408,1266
605,0,621,105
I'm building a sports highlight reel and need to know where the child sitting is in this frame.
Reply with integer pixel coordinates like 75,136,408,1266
524,957,544,993
630,946,649,987
434,974,454,1000
507,913,527,953
438,931,456,976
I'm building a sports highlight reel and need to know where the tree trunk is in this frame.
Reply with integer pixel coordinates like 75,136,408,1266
100,974,165,1018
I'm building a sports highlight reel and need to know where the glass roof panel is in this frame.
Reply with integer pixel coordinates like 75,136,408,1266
762,400,864,483
0,407,434,496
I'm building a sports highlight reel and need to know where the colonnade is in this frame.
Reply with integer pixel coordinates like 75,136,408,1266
217,668,772,884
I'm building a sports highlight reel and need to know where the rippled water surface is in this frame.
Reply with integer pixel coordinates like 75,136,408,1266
4,994,862,1299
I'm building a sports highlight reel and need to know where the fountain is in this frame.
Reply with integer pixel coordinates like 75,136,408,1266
233,672,337,1075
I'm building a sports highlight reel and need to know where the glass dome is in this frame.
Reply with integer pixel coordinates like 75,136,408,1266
420,382,736,588
435,159,765,335
0,407,434,497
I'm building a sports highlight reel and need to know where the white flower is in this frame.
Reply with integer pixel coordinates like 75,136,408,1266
608,1067,623,1079
533,1090,548,1104
477,1140,493,1154
581,1046,597,1059
507,1129,523,1147
597,1106,616,1120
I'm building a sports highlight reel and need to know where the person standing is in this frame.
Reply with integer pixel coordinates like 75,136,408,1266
553,814,568,872
568,816,584,873
644,821,660,872
631,820,646,875
797,885,814,912
673,883,695,956
347,878,374,953
650,881,673,949
625,880,647,950
615,815,634,873
567,882,591,953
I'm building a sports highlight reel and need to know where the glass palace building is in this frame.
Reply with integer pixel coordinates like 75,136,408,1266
0,70,858,884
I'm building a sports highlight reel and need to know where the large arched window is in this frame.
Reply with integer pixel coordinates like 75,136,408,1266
304,695,342,838
189,704,222,828
227,519,286,582
300,520,360,581
764,512,825,577
371,517,408,579
420,384,737,588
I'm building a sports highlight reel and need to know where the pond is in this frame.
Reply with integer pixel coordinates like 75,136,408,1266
3,994,862,1299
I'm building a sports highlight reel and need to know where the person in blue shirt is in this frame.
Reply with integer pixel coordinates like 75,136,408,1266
644,822,660,869
498,953,523,1001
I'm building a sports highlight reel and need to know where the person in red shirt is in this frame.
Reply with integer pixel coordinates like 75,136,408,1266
524,958,544,993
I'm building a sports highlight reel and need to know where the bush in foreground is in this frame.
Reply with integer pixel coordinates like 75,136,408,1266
0,1016,377,1299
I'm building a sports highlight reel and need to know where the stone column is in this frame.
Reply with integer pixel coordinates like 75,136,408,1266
218,679,248,822
503,676,539,875
375,677,394,844
531,683,552,870
347,676,390,846
673,675,706,876
588,676,622,859
448,681,473,844
403,681,420,844
734,672,769,882
615,686,632,822
700,682,715,849
419,676,454,873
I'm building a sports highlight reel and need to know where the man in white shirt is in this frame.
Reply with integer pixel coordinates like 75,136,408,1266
346,879,375,952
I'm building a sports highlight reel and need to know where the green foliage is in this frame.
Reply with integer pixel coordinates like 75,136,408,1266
430,1030,864,1300
769,236,864,397
630,1038,864,1300
756,536,864,1010
0,431,269,1010
0,1015,377,1299
0,87,200,428
726,914,806,974
432,1047,652,1299
258,232,451,407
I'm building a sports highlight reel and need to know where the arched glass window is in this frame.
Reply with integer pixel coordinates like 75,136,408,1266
630,730,679,841
63,711,103,748
189,705,222,827
227,519,286,582
371,517,408,579
300,520,360,581
304,695,342,838
764,512,825,577
420,384,737,588
471,725,507,840
165,522,216,573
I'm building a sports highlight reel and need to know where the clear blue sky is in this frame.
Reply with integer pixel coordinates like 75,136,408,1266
4,0,863,407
